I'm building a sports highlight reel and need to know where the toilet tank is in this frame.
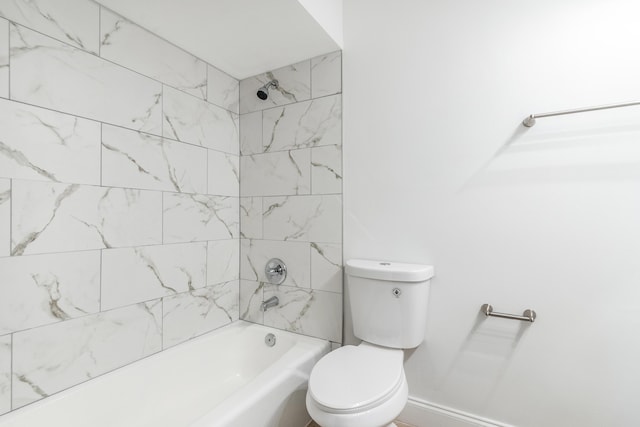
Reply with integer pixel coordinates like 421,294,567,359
346,259,434,349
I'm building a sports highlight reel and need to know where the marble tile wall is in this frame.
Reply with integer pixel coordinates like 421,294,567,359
0,0,240,414
238,51,343,345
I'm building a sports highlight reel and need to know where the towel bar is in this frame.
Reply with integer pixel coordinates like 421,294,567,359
480,304,536,322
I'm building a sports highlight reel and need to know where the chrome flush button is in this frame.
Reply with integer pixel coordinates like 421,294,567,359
392,288,401,298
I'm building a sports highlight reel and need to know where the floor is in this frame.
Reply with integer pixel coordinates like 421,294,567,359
308,421,414,427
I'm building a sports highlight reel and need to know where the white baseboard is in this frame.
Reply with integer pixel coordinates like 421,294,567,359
397,397,513,427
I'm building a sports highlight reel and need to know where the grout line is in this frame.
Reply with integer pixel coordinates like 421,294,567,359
8,178,12,257
160,298,164,350
205,240,209,287
99,249,103,312
9,18,236,112
95,2,237,81
240,91,341,117
98,5,101,57
8,20,239,115
0,96,240,157
4,296,163,338
308,59,313,99
260,196,264,240
0,239,240,261
161,191,164,244
206,146,209,195
160,84,164,138
99,123,103,186
9,333,12,411
7,19,10,101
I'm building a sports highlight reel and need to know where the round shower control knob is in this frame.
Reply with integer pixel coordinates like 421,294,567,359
265,258,287,285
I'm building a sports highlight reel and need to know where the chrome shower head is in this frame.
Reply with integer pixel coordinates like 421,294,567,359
256,79,279,100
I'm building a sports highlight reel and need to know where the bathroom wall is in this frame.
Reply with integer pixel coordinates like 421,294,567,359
343,0,640,426
237,52,343,344
0,0,239,414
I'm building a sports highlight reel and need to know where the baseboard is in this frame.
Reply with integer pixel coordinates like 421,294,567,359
397,397,513,427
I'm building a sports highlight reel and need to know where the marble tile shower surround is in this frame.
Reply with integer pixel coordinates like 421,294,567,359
0,0,242,415
238,51,344,346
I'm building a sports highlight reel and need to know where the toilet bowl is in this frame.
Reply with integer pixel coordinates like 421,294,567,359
305,259,434,427
306,342,408,427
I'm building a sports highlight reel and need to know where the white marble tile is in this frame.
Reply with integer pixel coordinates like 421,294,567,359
12,300,162,409
0,0,99,53
207,65,239,113
163,192,239,243
207,150,239,196
0,251,100,335
0,18,8,99
262,195,342,243
102,124,207,193
11,180,162,256
263,94,341,152
240,239,310,288
10,24,162,135
311,243,342,293
239,60,311,114
311,51,342,98
100,9,206,99
163,281,239,348
207,239,239,285
240,197,262,239
240,111,262,155
263,284,342,342
0,334,10,415
240,149,310,197
163,85,239,154
311,145,342,194
239,280,263,324
0,98,101,184
0,179,9,257
101,243,206,311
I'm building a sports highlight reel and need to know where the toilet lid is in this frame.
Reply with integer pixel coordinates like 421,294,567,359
308,344,404,413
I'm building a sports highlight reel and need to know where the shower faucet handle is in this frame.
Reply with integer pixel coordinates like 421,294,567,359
265,258,287,285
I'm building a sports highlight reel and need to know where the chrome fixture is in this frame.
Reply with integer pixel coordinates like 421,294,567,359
522,100,640,127
481,304,536,323
256,79,279,100
260,296,279,312
264,333,276,347
265,258,287,285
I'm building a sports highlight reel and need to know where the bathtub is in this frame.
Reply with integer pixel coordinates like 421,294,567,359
0,321,330,427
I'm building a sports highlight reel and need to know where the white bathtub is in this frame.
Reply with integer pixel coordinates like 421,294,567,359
0,321,329,427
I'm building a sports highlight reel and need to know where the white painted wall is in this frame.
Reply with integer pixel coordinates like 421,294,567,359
297,0,343,47
343,1,640,426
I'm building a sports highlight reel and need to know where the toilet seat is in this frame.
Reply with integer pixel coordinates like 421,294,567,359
308,342,404,413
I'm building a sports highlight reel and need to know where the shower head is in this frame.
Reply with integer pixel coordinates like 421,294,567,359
256,80,279,100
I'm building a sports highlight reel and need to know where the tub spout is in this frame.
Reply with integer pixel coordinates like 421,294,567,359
260,296,279,311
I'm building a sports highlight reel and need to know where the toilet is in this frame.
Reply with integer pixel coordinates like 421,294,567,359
306,259,434,427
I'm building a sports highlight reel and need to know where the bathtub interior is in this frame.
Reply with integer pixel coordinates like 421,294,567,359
0,321,328,427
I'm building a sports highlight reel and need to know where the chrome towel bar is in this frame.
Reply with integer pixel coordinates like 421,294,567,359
522,100,640,127
480,304,536,323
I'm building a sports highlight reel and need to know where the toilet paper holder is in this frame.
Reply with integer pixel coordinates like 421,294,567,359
481,304,536,323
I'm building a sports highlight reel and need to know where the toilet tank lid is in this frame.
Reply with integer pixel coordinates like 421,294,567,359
346,259,434,282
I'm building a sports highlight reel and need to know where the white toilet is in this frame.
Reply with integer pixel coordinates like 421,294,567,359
306,259,434,427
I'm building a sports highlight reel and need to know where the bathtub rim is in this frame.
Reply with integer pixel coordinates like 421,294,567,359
0,320,330,424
